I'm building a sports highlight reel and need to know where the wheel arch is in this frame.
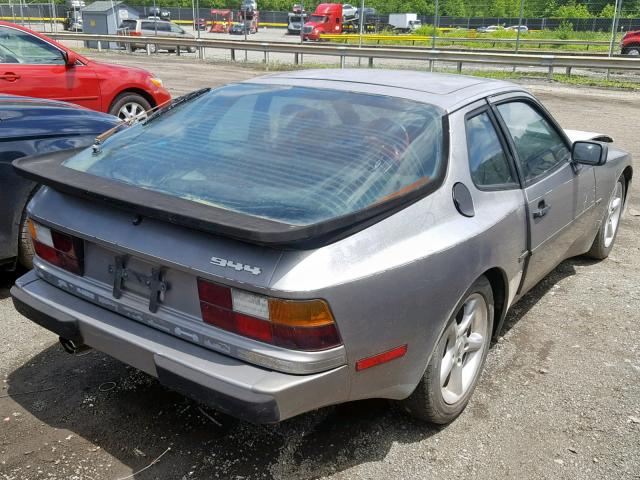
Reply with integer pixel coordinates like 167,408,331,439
481,267,509,338
622,166,633,204
108,88,157,112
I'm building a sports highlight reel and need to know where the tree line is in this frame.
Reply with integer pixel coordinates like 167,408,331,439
61,0,640,18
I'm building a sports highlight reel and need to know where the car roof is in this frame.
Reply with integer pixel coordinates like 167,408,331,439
0,94,84,109
247,69,526,112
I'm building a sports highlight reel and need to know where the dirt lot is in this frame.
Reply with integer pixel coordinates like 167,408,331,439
1,56,639,480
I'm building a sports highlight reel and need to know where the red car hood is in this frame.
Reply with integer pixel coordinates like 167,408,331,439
86,59,155,78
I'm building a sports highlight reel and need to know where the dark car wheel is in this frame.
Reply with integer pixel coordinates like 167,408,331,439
108,93,152,122
586,176,625,260
626,47,640,56
402,276,494,424
18,210,34,269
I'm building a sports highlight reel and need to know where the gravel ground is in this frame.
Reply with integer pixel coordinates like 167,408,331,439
1,57,639,480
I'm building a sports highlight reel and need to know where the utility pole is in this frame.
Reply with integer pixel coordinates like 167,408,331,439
608,0,622,57
196,0,200,39
431,0,439,49
358,0,364,48
515,0,525,54
607,0,622,80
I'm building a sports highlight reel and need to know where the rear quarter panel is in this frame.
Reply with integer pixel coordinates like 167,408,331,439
270,106,527,400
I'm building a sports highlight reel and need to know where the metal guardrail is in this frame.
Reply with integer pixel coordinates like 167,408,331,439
320,33,611,50
50,33,640,78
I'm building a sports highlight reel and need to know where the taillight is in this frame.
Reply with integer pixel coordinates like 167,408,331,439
130,31,142,36
28,219,84,275
197,278,341,351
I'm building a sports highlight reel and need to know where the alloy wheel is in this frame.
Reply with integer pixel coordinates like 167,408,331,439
604,181,623,248
440,293,489,405
117,102,148,122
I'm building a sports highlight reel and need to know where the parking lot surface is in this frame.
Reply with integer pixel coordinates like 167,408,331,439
1,57,639,480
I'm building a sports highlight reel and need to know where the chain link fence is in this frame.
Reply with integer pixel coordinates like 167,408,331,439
2,2,639,34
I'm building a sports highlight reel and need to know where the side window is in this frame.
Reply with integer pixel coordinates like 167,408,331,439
170,24,184,34
465,112,517,189
496,101,570,182
157,22,171,32
0,26,64,65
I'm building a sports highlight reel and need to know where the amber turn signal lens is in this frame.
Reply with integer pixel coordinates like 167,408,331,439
268,299,335,327
27,219,37,241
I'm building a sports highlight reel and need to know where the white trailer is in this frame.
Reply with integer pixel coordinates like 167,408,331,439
388,13,421,33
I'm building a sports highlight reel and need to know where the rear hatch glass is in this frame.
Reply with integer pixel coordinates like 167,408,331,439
62,84,445,227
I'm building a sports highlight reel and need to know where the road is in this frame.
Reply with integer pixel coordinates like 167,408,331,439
1,57,639,480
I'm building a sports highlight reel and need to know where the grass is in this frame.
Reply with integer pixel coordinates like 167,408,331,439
333,27,615,52
449,69,640,90
258,60,640,90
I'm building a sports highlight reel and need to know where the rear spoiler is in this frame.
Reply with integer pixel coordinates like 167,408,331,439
13,146,446,249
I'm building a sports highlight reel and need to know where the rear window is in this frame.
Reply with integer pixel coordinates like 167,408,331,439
63,84,445,226
119,19,137,30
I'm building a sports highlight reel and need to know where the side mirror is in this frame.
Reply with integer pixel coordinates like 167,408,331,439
571,140,608,166
62,50,78,67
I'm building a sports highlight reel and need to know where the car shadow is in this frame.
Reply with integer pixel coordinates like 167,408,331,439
498,256,598,339
4,256,596,479
0,265,25,300
5,343,443,479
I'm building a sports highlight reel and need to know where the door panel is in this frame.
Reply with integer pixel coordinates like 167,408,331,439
1,64,101,110
0,25,101,111
490,95,596,293
521,162,594,290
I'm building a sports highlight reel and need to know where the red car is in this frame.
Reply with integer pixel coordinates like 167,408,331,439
0,22,171,120
621,29,640,56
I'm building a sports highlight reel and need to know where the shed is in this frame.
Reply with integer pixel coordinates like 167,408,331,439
81,1,139,49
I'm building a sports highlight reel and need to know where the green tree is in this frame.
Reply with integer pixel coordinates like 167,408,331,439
554,1,591,18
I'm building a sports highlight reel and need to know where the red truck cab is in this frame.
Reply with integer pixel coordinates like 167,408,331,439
621,30,640,55
303,3,342,41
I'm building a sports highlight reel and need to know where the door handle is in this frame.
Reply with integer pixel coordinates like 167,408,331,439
533,200,551,219
0,72,21,82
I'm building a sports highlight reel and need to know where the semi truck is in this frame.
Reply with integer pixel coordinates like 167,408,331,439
287,11,308,35
63,0,85,31
303,3,343,41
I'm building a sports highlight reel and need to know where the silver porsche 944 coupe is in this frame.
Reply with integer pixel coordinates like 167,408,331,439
12,70,632,424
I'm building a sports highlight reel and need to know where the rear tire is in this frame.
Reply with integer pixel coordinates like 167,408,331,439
626,46,640,56
586,177,625,260
402,276,494,424
108,93,152,122
17,209,34,269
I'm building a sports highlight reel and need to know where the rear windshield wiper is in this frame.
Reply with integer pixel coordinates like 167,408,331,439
143,87,211,126
91,88,211,155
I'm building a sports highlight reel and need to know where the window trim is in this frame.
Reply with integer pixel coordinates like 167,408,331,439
464,105,521,192
0,24,68,66
489,95,573,188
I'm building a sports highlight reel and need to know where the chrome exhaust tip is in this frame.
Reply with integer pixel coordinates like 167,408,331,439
59,337,91,355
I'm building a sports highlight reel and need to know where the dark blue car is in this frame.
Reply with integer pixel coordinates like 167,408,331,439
0,95,120,269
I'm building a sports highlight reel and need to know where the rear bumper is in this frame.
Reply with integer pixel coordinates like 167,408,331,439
11,270,349,423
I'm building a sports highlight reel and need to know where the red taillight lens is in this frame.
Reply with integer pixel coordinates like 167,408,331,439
197,278,342,351
29,220,84,275
130,31,142,36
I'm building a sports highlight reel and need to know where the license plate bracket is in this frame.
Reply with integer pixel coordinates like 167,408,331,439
108,255,168,313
